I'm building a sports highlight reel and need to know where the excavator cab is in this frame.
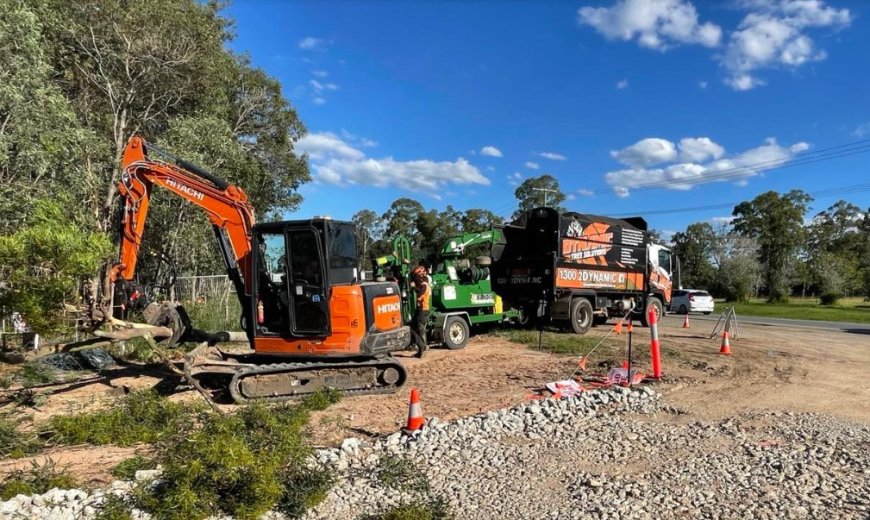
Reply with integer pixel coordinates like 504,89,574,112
252,220,352,338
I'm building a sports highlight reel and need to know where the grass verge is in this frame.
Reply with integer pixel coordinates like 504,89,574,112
0,417,44,458
726,301,870,324
111,456,156,480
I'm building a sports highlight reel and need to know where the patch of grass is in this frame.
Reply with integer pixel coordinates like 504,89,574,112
47,390,194,447
134,390,340,520
0,374,12,389
112,456,156,480
0,460,77,501
727,301,870,324
184,299,242,333
374,455,429,493
95,494,134,520
361,497,452,520
17,363,55,387
493,328,621,356
0,417,44,458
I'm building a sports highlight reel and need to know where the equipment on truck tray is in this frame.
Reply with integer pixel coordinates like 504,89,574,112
373,230,518,349
492,207,678,335
86,136,411,403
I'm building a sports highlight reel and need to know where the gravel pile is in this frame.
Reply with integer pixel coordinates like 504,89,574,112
2,386,868,519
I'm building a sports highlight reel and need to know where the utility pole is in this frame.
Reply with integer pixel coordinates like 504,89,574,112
531,187,559,207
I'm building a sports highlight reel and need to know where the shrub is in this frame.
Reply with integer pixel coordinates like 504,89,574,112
819,291,840,306
0,460,77,501
48,390,193,447
134,390,340,520
0,417,43,458
361,498,452,520
112,456,156,480
374,455,429,493
95,494,134,520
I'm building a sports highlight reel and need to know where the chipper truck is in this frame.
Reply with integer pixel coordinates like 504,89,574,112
491,207,677,334
373,230,518,349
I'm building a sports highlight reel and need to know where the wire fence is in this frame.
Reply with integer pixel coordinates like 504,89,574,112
175,275,242,331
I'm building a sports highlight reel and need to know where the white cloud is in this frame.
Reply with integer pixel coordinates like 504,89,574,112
710,216,735,225
604,136,810,196
578,0,722,50
508,172,524,186
852,122,870,138
722,1,851,90
537,152,567,161
616,79,629,89
678,137,725,162
312,97,326,106
340,129,378,148
300,132,489,197
525,161,540,170
699,80,708,89
481,146,503,157
298,37,325,50
611,138,677,167
578,189,595,196
297,132,365,160
486,166,496,172
309,80,339,93
566,193,577,201
312,70,329,78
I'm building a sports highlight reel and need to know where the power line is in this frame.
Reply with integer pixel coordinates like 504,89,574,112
600,138,870,193
611,182,870,217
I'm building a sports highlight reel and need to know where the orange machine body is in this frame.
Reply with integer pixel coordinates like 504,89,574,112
110,136,408,358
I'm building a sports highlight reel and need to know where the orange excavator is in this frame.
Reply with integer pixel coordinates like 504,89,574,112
92,136,410,402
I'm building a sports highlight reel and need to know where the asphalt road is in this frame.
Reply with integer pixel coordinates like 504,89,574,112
663,313,870,334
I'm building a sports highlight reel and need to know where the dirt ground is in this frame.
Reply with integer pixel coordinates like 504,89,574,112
2,315,868,486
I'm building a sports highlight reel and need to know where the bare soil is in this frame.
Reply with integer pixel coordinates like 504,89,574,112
1,314,868,485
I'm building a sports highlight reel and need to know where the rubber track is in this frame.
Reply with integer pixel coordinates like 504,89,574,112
226,358,407,403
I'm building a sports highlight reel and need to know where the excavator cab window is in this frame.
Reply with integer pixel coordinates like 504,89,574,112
254,228,330,337
328,223,358,285
285,228,330,336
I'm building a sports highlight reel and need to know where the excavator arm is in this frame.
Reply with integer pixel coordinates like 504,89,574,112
105,136,256,319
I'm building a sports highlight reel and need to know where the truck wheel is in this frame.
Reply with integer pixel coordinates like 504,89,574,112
640,297,663,328
444,316,470,350
570,298,593,335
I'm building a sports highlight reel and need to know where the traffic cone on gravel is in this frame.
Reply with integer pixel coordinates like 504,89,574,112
719,330,732,356
403,388,425,432
682,314,690,328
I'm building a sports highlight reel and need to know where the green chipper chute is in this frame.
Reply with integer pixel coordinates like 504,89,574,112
373,230,520,350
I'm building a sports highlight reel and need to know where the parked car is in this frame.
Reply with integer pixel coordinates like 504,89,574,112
669,289,715,315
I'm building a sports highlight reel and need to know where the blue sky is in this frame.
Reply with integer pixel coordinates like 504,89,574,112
225,0,870,236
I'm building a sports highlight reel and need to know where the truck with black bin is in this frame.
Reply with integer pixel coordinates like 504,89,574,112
491,207,677,334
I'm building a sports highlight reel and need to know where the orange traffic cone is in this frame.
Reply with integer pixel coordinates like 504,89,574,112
613,320,623,335
577,356,588,371
627,321,634,333
403,388,425,432
719,330,732,356
682,314,690,328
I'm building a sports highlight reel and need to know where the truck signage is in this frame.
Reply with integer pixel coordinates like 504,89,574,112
556,267,643,290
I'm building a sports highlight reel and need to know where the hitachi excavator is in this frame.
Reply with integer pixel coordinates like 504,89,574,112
91,136,410,402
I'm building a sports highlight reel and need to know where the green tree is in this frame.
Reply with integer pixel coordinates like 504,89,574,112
0,0,104,232
351,209,385,262
0,201,111,332
382,198,424,249
513,175,566,217
415,206,462,253
460,209,502,233
671,223,717,289
732,190,812,302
